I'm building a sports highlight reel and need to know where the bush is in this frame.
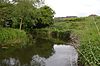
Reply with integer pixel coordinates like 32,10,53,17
0,28,28,48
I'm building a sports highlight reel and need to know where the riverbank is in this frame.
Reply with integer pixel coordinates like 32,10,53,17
47,16,100,66
0,16,99,66
0,28,28,48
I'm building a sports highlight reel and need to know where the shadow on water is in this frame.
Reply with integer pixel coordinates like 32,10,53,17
0,30,78,66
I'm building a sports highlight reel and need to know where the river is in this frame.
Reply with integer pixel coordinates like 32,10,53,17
0,32,78,66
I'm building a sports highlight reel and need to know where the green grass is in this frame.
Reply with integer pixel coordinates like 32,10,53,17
31,29,71,44
1,16,99,65
46,16,100,66
0,28,28,48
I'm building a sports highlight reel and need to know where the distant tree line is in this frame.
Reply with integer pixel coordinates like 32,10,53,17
54,17,85,22
0,0,55,31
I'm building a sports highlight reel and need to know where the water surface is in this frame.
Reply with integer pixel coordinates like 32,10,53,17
0,38,78,66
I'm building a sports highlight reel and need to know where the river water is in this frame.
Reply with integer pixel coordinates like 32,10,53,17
0,37,78,66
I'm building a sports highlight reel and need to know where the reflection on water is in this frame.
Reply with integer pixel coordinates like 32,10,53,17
46,45,78,66
0,38,78,66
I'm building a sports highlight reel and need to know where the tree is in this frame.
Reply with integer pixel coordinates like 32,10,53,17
0,2,14,27
12,0,45,30
12,0,35,30
0,0,55,30
33,5,55,28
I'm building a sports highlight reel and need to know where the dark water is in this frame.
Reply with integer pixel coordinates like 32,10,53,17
0,37,78,66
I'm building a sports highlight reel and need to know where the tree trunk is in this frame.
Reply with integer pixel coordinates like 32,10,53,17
20,18,23,30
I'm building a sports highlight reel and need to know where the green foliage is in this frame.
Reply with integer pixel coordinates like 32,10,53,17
54,17,85,22
64,17,86,22
11,0,37,30
46,16,100,66
0,0,55,30
33,5,55,28
0,28,28,47
31,29,71,44
0,2,14,27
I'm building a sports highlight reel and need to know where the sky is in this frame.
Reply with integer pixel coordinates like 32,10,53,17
45,0,100,17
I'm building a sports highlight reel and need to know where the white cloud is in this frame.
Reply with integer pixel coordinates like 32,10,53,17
45,0,100,17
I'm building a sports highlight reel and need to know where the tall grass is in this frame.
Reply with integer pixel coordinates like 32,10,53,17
0,28,28,48
77,17,100,66
47,17,100,66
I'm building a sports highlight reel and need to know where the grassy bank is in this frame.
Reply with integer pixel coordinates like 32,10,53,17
0,28,28,48
31,29,71,44
0,16,99,65
44,16,100,66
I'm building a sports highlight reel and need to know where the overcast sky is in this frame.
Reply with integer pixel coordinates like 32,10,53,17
45,0,100,17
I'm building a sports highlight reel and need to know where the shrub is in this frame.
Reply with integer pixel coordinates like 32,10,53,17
0,28,28,48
